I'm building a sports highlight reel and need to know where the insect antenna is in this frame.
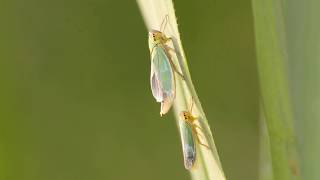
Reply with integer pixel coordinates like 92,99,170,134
188,96,195,114
160,14,169,32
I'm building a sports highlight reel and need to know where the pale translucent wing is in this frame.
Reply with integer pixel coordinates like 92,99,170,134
155,46,174,97
150,45,175,115
150,63,163,102
180,121,196,169
160,97,173,116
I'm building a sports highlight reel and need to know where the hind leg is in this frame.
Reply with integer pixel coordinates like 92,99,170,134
163,40,185,80
191,126,210,149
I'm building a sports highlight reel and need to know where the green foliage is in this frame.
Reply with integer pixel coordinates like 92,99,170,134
285,1,320,179
251,0,300,179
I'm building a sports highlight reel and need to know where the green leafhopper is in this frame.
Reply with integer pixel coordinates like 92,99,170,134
148,15,183,116
179,98,210,169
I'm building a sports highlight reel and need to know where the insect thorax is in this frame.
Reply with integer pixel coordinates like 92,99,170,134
148,30,168,49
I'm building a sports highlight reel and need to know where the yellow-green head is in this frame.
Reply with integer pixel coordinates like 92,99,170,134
148,30,169,50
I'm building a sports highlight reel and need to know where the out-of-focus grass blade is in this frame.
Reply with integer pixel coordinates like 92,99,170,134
251,0,300,179
259,111,273,180
285,1,320,179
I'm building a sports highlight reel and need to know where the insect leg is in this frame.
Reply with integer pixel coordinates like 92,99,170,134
194,130,210,149
162,38,185,80
193,123,204,132
197,138,210,149
150,44,157,56
191,124,210,149
165,52,185,80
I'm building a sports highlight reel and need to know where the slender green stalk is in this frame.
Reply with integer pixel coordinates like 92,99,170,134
285,1,320,179
259,110,273,180
136,0,225,179
251,0,300,179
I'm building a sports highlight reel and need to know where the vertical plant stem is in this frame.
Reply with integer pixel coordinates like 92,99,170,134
259,110,273,180
251,0,300,179
137,0,225,179
285,1,320,179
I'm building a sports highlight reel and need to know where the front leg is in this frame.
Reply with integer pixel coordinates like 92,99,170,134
150,44,157,56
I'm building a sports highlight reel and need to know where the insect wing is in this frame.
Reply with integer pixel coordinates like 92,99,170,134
150,46,175,115
150,61,163,102
179,120,196,169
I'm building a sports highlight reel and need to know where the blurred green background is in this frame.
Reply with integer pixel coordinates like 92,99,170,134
0,0,259,179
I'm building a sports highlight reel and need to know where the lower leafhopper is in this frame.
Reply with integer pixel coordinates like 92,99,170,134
179,98,210,169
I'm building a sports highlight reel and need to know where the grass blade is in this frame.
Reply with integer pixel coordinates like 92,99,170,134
136,0,226,179
285,1,320,179
251,0,300,179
